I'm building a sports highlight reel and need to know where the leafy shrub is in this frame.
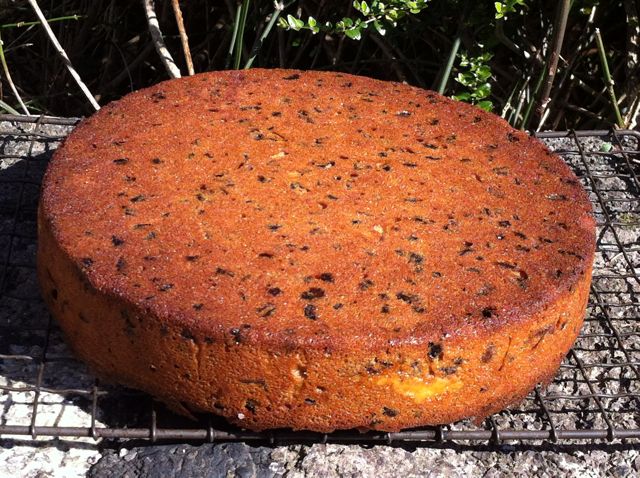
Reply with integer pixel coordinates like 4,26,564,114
0,0,637,129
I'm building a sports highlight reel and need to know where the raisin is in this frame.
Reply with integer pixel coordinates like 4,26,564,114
482,307,496,318
317,272,334,282
428,342,443,359
181,328,196,341
359,279,374,290
81,257,94,268
215,267,234,276
481,344,495,363
304,304,318,320
256,303,276,317
383,407,399,417
245,399,258,413
408,253,424,265
301,287,325,300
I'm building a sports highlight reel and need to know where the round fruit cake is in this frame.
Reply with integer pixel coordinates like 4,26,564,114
38,69,595,432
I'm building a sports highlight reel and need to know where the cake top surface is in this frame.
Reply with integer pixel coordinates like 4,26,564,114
41,69,595,349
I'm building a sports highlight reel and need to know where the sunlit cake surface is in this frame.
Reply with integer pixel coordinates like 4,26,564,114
38,69,595,431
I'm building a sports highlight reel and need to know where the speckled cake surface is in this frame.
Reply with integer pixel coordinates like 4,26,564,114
37,69,596,432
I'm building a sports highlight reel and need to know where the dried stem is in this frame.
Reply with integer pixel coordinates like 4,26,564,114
595,28,624,128
437,35,460,94
536,0,570,119
0,98,20,115
245,2,288,69
370,33,407,83
142,0,181,78
623,0,640,127
0,31,30,115
171,0,194,75
233,0,250,70
27,0,100,110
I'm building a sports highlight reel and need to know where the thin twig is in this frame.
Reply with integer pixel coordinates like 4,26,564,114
595,28,624,128
370,33,407,83
536,0,570,119
510,72,532,126
0,31,30,115
171,0,194,75
104,43,154,92
0,98,21,115
233,0,250,69
245,2,290,69
501,78,521,120
142,0,181,78
226,3,242,69
623,0,640,127
27,0,100,110
495,18,535,64
520,63,546,130
543,5,598,130
1,15,82,29
437,36,460,94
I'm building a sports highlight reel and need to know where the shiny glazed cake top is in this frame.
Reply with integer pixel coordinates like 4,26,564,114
41,69,595,349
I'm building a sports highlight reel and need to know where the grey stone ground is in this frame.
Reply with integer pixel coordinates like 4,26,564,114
0,119,638,477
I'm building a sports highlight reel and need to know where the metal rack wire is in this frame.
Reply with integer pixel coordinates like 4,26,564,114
0,114,638,446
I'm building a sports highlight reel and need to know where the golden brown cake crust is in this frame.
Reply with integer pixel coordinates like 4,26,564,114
38,69,596,431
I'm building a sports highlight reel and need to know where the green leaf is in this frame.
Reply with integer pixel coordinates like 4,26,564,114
277,17,289,29
474,83,491,99
600,142,613,152
373,20,386,35
307,16,320,33
453,92,472,101
345,27,362,40
476,100,493,111
287,14,304,31
476,65,492,81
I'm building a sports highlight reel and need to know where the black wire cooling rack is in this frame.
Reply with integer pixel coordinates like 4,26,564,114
0,114,638,446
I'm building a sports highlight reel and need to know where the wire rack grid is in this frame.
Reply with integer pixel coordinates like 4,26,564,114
0,114,638,446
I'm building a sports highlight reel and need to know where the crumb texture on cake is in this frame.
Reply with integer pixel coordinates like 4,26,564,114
38,69,596,432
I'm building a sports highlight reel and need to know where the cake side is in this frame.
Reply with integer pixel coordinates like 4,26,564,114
38,204,591,431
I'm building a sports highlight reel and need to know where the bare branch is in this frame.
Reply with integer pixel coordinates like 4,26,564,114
536,0,570,119
142,0,182,79
171,0,194,75
27,0,100,111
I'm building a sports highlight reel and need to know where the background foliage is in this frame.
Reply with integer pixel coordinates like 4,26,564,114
0,0,638,130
